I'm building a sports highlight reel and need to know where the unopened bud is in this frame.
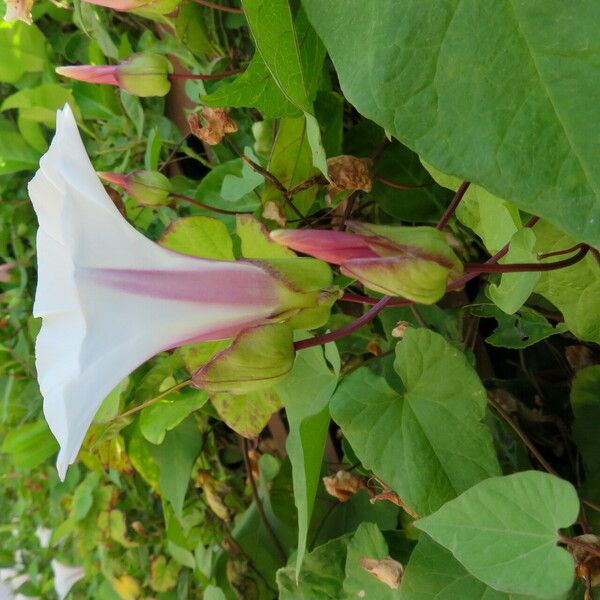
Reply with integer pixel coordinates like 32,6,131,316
56,52,172,98
98,170,171,206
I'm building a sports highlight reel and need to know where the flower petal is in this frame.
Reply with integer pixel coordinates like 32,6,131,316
29,105,283,479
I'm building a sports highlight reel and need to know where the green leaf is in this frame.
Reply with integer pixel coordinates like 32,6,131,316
150,556,180,592
241,0,327,172
0,21,47,83
275,341,340,574
423,162,520,254
343,523,402,599
262,116,319,216
203,586,227,600
488,228,540,315
194,158,261,213
0,117,40,174
276,534,349,599
1,420,58,470
533,221,600,343
160,216,234,260
140,388,208,445
202,53,299,118
211,388,282,438
302,1,600,246
331,329,500,516
571,365,600,522
236,214,295,259
401,534,533,600
416,471,579,598
150,417,203,517
476,305,568,350
241,0,321,112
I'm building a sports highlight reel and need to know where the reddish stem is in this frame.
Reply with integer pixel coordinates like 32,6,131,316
169,68,245,81
464,245,589,274
436,181,470,230
375,176,434,191
538,243,586,259
192,0,243,12
341,293,413,307
294,296,393,351
169,193,251,216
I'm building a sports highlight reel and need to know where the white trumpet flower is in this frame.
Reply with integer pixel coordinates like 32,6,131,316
51,560,84,600
29,105,320,479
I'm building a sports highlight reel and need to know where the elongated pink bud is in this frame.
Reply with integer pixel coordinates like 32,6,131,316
56,53,172,97
98,170,171,206
55,65,120,86
271,224,464,304
270,229,378,264
79,0,147,9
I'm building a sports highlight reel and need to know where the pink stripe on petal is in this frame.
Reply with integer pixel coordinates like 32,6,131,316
79,266,279,307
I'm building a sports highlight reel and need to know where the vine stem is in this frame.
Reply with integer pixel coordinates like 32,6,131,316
294,296,393,351
169,68,245,81
113,379,192,420
559,536,600,558
241,439,287,563
375,176,434,191
464,245,589,274
169,192,251,216
191,0,243,12
436,180,470,229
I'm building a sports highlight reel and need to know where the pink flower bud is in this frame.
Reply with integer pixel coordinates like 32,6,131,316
98,170,172,206
56,53,172,97
271,222,464,304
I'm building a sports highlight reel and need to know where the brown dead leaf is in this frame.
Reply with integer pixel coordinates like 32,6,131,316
565,345,595,372
262,201,286,226
391,321,410,338
196,471,231,522
572,534,600,597
327,155,373,195
323,470,369,502
360,557,404,589
188,107,238,145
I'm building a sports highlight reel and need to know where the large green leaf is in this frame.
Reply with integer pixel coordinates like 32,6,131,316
331,329,500,516
401,534,534,600
150,417,203,518
302,0,600,246
275,341,340,574
202,52,299,118
241,0,327,173
0,21,47,83
416,472,579,598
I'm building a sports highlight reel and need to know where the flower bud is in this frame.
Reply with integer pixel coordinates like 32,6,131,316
271,222,463,304
56,53,172,98
98,170,171,207
193,324,295,394
78,0,178,13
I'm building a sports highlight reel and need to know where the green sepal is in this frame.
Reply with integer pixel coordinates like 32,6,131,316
128,170,172,206
192,323,295,394
117,53,172,98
